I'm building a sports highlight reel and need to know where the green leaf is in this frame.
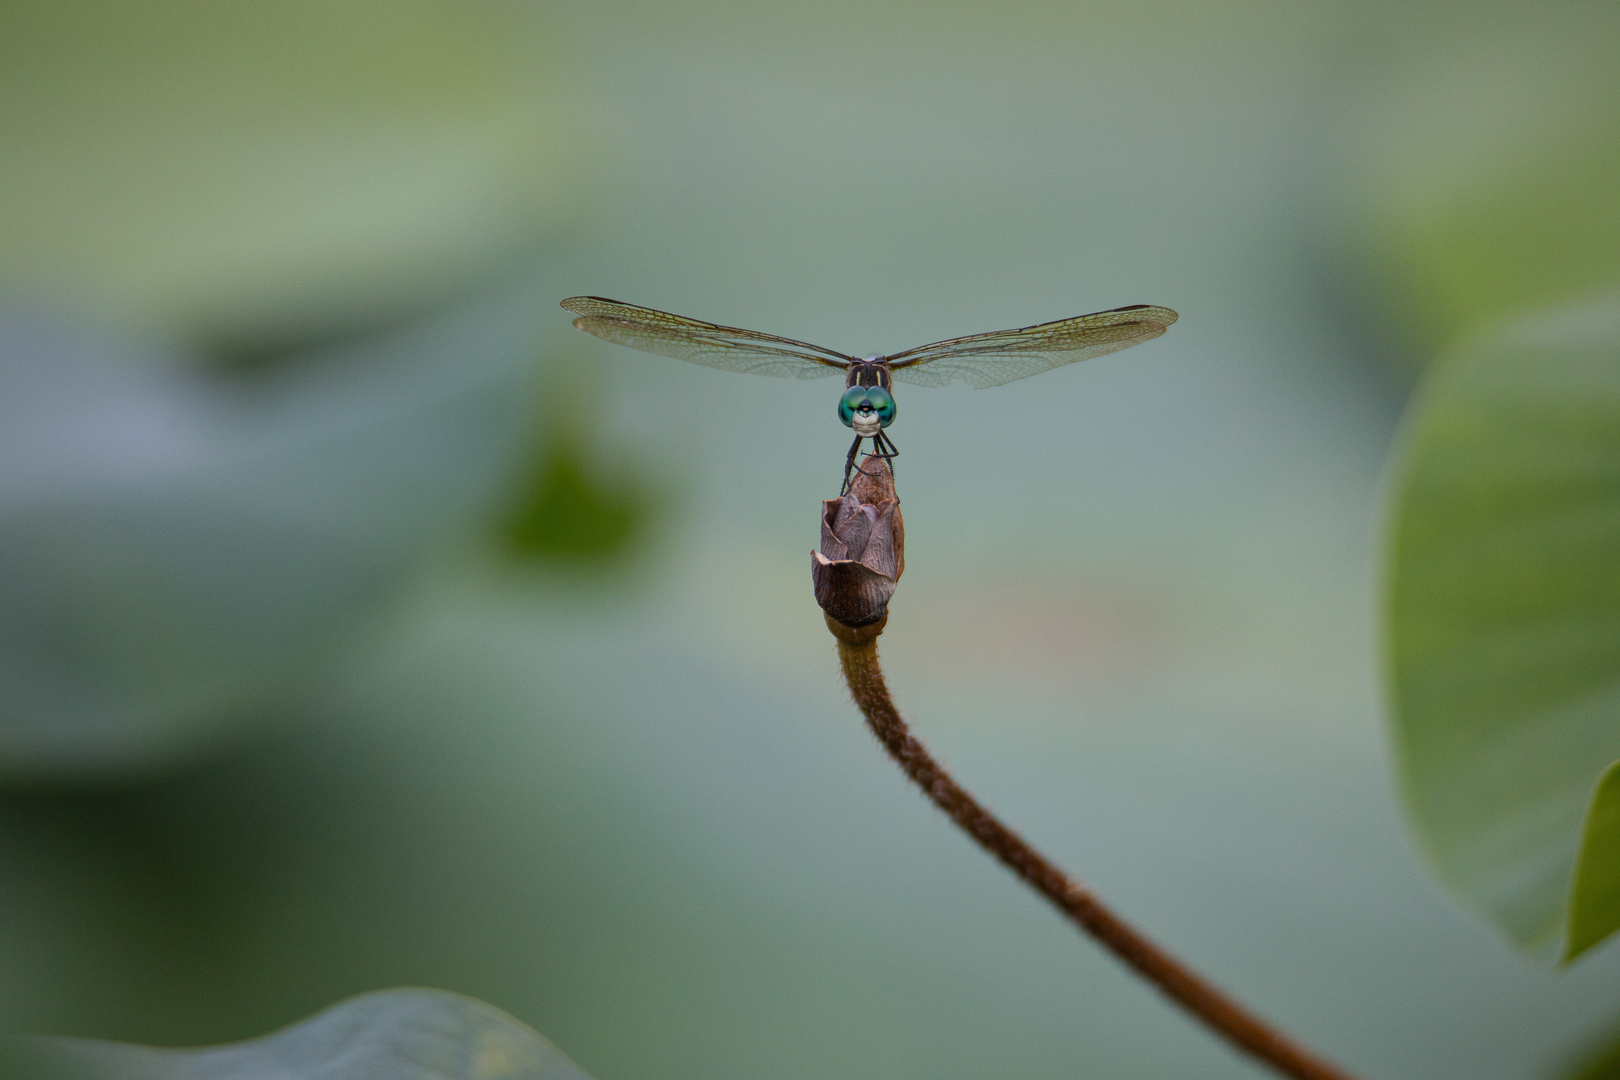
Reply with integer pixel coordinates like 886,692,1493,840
1360,126,1620,363
1346,10,1620,361
1568,759,1620,958
496,352,654,566
12,988,595,1080
0,0,589,344
1562,1019,1620,1080
1385,295,1620,958
502,441,648,563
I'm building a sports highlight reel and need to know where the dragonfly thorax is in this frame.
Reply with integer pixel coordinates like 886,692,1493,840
845,359,892,391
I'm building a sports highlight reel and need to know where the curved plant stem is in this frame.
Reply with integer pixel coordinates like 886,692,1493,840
827,614,1360,1080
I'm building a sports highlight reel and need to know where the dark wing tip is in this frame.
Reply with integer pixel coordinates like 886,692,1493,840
560,296,628,315
1114,304,1178,327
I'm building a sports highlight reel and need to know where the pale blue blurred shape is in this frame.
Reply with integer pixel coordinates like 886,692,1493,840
25,988,594,1080
0,290,545,778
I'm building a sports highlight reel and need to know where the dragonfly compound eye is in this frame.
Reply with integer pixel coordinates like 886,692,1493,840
838,386,870,428
838,385,897,432
864,386,896,428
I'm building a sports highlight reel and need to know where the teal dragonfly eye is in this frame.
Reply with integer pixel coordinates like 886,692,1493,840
838,386,897,429
865,386,895,426
838,386,866,428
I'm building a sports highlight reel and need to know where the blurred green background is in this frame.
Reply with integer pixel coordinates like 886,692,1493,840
3,1,1619,1078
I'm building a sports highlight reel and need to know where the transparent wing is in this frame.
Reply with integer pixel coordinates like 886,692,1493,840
885,305,1178,388
561,296,853,380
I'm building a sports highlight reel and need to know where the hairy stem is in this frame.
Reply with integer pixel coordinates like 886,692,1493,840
828,614,1359,1080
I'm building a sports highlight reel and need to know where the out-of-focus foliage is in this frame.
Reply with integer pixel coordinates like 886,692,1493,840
0,0,591,776
0,0,587,347
1570,761,1620,961
503,443,647,564
500,359,652,564
11,989,595,1080
1346,7,1620,361
7,2,1620,1079
1570,1024,1620,1080
1385,297,1620,958
0,298,540,779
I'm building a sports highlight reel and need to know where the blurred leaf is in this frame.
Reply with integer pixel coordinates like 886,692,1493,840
0,292,541,780
1385,296,1620,957
1347,9,1620,359
0,0,591,345
1365,136,1620,361
1570,1027,1620,1080
1568,760,1620,959
498,353,652,565
502,442,647,563
13,988,595,1080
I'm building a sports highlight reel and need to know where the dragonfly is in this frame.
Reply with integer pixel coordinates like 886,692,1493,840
561,296,1178,493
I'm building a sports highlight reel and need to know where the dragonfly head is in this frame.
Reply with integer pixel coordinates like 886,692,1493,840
839,363,896,437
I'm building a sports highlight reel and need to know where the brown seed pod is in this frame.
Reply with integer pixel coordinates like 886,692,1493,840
811,457,903,628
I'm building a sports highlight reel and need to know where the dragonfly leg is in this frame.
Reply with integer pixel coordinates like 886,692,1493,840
846,431,898,491
841,435,865,495
874,431,898,482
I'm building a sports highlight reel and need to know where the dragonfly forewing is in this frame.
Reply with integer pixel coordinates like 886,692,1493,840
885,304,1178,388
563,296,852,380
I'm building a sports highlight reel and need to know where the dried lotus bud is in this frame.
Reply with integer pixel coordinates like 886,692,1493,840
812,457,904,627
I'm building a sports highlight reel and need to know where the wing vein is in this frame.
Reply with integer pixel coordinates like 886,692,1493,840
885,304,1178,388
562,296,853,380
